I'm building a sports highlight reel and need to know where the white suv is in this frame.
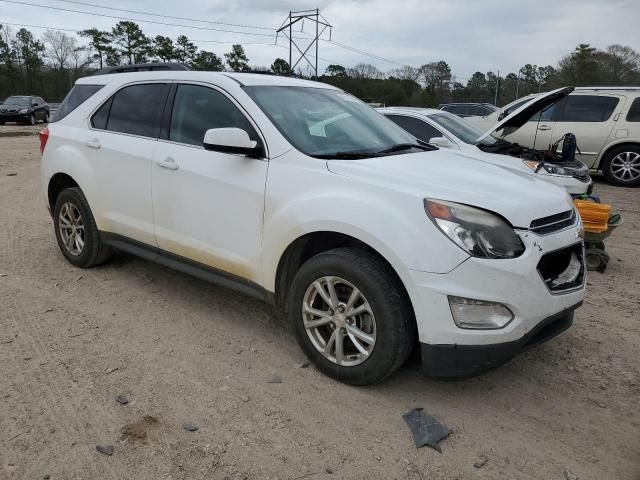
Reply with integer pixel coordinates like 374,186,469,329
41,70,586,385
469,87,640,187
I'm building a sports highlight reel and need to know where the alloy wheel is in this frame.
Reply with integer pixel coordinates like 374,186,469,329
610,151,640,182
302,276,377,366
58,202,85,256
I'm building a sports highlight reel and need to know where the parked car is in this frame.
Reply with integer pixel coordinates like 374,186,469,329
468,87,640,187
41,68,585,385
379,88,593,195
439,102,499,117
0,95,49,125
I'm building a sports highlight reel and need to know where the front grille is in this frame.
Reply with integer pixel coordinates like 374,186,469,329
537,243,585,292
530,209,577,235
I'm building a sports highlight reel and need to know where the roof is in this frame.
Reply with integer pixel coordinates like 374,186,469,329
439,102,497,107
78,70,340,90
575,86,640,91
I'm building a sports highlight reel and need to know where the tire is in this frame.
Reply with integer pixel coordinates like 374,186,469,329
28,114,35,126
0,121,4,125
287,246,416,385
43,111,49,124
601,145,640,187
53,187,112,268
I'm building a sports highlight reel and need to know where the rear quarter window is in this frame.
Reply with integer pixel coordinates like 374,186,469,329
626,97,640,122
52,84,104,122
557,95,619,122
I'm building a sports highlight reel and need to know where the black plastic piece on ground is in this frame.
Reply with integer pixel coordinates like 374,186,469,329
421,303,581,379
402,408,449,452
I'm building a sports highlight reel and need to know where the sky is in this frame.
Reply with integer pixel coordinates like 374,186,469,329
1,0,639,80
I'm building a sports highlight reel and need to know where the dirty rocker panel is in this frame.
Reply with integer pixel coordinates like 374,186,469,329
100,232,274,304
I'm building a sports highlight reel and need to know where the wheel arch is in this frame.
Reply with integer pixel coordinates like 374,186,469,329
47,172,80,212
596,141,640,170
273,231,417,327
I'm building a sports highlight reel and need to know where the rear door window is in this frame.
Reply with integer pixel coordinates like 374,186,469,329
106,83,168,137
556,95,619,122
94,83,169,138
386,115,442,142
626,97,640,122
52,84,104,122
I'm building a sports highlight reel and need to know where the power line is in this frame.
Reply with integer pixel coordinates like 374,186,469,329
47,0,276,31
0,22,276,46
0,0,277,38
2,0,413,70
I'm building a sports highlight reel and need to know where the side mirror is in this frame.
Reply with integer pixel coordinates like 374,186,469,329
203,128,262,157
32,102,39,107
497,111,506,121
429,136,452,148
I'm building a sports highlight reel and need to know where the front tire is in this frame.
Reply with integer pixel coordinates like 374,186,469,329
287,247,416,385
43,111,49,124
602,146,640,187
53,187,112,268
28,114,35,126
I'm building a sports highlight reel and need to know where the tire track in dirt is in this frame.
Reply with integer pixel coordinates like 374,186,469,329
6,288,123,479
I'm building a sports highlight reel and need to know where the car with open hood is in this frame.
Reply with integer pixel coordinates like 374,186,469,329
40,66,585,385
379,88,592,195
468,87,640,187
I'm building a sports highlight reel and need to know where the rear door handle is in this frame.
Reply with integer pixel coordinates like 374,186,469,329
537,125,551,131
86,139,101,149
157,157,179,171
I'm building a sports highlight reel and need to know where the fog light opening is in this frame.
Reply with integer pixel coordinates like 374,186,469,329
448,296,514,330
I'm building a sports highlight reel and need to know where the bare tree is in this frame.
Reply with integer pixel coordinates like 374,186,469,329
348,63,382,79
391,65,420,81
43,29,76,70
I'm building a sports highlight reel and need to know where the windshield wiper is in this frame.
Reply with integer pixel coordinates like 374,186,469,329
377,142,437,154
314,150,382,160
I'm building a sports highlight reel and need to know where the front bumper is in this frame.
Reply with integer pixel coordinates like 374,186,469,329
539,172,592,195
402,221,585,377
420,302,580,378
0,113,30,122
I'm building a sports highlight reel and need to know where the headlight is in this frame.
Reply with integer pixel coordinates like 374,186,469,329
424,199,525,259
523,160,569,176
18,108,28,114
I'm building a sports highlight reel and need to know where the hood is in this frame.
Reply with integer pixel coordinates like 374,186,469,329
476,87,574,142
326,150,573,228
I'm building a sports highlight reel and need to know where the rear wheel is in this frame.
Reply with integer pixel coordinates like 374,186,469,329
287,247,415,385
53,187,112,268
602,146,640,187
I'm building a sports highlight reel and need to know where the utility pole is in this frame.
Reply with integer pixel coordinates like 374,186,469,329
515,73,520,99
494,69,500,105
277,9,332,79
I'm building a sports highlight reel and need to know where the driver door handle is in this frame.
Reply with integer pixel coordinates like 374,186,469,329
537,125,551,131
157,157,179,171
86,139,101,149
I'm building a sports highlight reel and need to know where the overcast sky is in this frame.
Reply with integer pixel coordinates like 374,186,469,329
2,0,639,79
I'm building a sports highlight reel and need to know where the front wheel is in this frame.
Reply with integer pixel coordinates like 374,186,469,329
43,111,49,124
287,247,416,385
602,146,640,187
28,114,35,126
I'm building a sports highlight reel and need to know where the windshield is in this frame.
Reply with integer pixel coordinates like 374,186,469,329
427,112,498,146
4,96,31,106
245,86,418,158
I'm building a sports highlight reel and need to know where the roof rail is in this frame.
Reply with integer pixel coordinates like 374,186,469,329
94,63,192,75
575,86,640,91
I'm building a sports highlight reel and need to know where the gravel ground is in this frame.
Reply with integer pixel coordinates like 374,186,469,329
1,128,639,480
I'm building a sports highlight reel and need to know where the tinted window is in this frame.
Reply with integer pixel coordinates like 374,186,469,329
91,97,112,130
529,103,557,122
557,95,619,122
169,84,258,146
386,115,442,142
503,98,530,117
103,83,168,137
443,105,466,115
4,96,32,106
469,106,490,116
626,97,640,122
53,85,103,122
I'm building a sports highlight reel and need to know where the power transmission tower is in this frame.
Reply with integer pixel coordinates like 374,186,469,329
277,9,332,79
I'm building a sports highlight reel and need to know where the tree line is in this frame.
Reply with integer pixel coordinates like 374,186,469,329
1,21,639,107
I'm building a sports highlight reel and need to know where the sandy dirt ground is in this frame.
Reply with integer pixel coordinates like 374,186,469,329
0,129,639,480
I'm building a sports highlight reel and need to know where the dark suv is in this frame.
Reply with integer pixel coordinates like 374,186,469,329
0,95,50,125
